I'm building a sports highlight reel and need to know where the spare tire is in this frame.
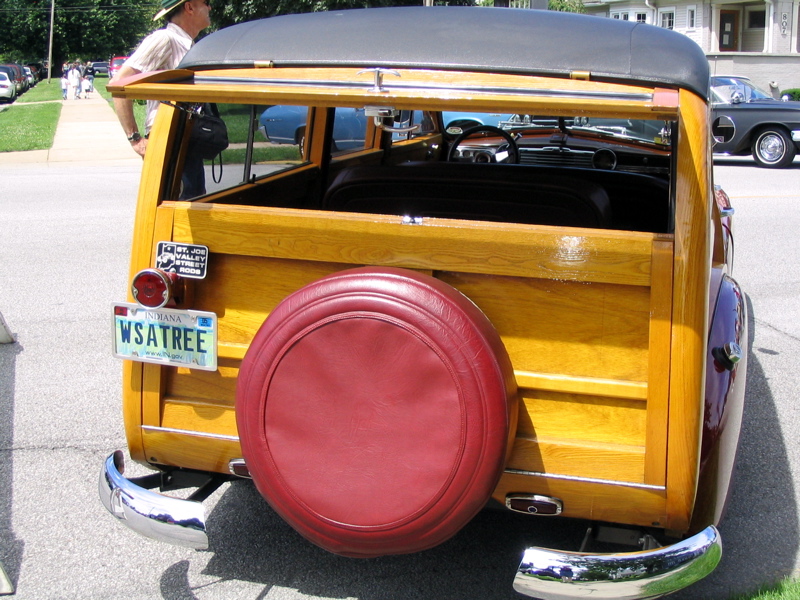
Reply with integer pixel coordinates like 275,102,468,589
236,267,518,557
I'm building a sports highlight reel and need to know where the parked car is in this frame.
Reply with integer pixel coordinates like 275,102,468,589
26,62,44,81
259,106,508,150
0,65,24,95
711,75,800,167
23,66,35,88
0,72,15,103
102,8,746,600
109,56,128,80
92,61,109,76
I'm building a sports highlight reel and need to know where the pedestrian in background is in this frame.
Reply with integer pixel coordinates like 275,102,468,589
67,62,82,99
111,0,211,197
85,62,95,92
60,74,68,100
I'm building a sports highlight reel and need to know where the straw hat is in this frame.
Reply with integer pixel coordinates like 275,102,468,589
153,0,189,21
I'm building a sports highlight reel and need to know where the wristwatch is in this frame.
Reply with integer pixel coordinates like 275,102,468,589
127,131,142,143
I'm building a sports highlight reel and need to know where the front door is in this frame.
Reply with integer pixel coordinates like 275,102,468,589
719,10,739,51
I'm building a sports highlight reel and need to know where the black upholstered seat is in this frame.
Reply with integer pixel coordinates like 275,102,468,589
324,162,613,229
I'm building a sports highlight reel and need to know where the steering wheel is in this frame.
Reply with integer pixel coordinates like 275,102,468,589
447,125,519,164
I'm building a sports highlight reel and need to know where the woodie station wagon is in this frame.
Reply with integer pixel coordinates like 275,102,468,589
100,8,748,599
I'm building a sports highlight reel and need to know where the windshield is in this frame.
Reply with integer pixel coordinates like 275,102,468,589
440,112,669,145
501,115,670,145
711,77,773,103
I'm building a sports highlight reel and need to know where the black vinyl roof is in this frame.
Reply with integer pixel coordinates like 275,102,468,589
180,7,709,98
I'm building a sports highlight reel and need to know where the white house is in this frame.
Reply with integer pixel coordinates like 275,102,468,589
582,0,800,94
490,0,800,94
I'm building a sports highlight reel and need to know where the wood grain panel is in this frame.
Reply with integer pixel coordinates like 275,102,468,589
161,398,238,436
515,392,646,446
115,68,679,121
492,471,667,527
165,363,239,408
167,203,663,286
664,90,712,532
643,240,674,485
141,428,242,473
439,271,651,381
507,436,645,482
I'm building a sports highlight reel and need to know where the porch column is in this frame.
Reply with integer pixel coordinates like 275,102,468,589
765,0,775,52
711,2,722,51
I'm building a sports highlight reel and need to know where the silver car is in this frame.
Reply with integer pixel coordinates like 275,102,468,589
0,72,15,103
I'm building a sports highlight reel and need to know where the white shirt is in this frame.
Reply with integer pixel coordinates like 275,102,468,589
125,22,194,131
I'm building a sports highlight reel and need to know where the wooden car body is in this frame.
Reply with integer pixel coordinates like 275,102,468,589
101,8,747,598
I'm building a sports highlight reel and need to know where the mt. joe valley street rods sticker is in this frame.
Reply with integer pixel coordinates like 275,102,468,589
156,242,209,279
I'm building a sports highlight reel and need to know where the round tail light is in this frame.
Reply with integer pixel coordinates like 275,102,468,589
131,269,178,309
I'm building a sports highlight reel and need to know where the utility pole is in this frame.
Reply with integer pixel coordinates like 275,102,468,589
47,0,55,82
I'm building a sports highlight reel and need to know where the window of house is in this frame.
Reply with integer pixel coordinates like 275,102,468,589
636,12,648,23
611,11,630,20
747,9,766,28
659,9,675,29
687,6,696,28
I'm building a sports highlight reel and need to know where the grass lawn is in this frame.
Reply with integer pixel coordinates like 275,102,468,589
0,78,66,152
734,578,800,600
0,101,60,153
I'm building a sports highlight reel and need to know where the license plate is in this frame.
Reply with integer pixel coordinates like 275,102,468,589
112,303,217,371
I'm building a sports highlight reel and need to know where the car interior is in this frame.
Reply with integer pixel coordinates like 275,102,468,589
169,103,676,235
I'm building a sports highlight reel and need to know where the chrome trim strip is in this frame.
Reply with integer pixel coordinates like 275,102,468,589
98,451,208,550
192,75,654,102
504,468,666,491
141,425,239,442
792,130,800,142
514,525,722,600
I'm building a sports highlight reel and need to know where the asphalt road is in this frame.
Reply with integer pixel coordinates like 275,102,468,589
0,157,798,599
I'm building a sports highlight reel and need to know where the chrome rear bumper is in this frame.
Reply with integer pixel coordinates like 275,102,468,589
514,525,721,600
99,451,215,550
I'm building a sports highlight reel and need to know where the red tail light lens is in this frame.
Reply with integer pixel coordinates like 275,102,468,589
131,269,178,309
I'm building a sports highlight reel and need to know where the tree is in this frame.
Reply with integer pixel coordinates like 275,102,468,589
548,0,585,13
0,0,153,68
210,0,473,30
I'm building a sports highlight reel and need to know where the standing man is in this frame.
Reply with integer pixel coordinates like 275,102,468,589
111,0,211,161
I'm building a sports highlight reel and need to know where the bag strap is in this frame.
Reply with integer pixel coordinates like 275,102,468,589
211,153,223,184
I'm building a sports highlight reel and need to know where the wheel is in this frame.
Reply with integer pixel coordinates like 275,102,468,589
447,124,519,164
237,267,518,557
751,128,796,168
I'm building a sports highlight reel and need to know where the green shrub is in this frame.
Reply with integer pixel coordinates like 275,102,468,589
780,88,800,101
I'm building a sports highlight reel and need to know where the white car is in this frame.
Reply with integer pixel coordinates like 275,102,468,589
0,72,15,103
23,66,35,88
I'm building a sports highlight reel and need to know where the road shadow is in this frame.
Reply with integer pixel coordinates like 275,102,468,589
163,481,590,600
672,294,798,599
0,336,24,590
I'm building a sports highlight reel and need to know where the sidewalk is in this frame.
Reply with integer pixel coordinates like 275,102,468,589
0,93,141,166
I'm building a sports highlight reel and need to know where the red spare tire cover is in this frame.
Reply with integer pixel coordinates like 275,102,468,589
236,267,518,557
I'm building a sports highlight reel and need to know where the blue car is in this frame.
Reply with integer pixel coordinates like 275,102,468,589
258,106,508,151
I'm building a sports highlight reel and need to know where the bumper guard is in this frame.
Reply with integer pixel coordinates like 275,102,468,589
99,451,226,550
514,525,721,600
